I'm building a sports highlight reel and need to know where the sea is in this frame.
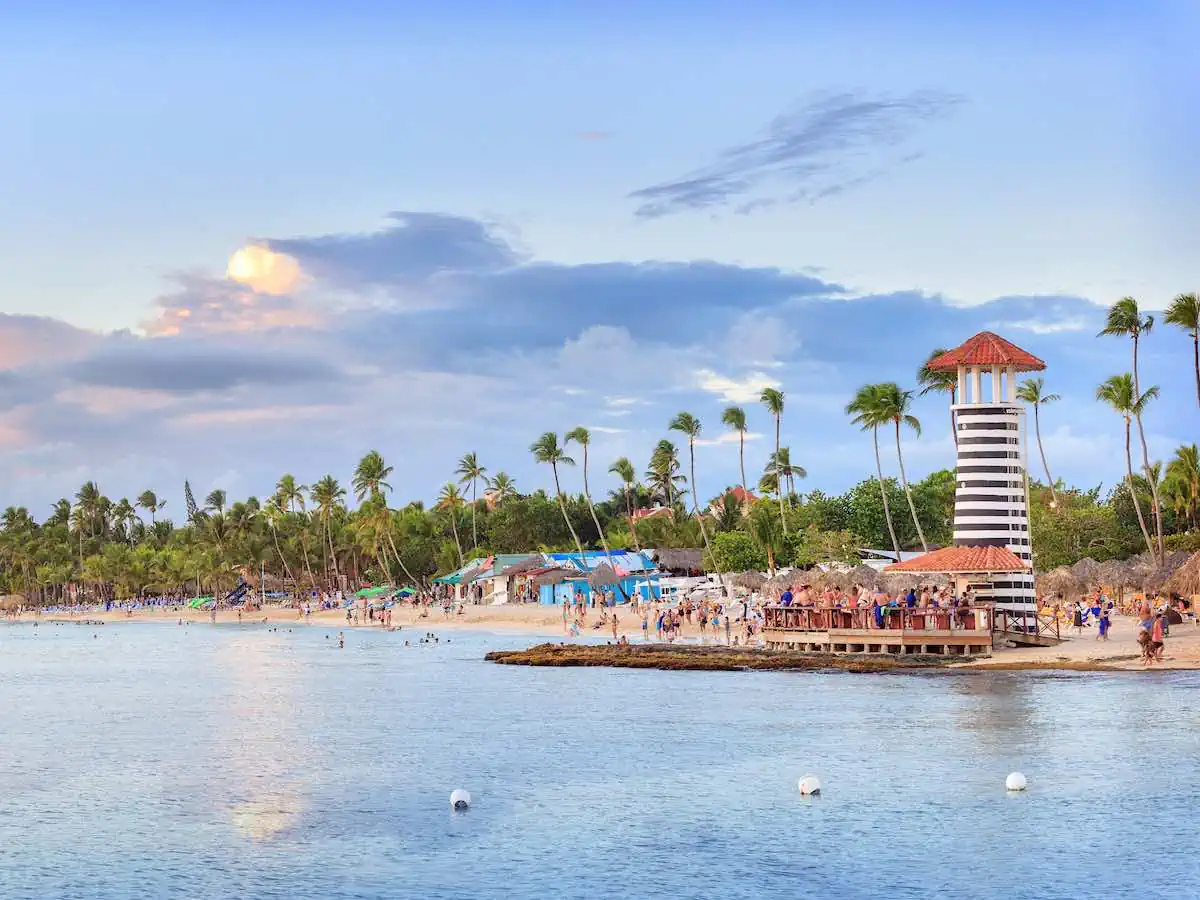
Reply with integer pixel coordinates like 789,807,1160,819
0,620,1197,899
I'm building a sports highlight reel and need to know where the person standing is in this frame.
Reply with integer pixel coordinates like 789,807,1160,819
1097,605,1111,641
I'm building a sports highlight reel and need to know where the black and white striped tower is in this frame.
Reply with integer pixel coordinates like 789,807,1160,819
933,333,1045,616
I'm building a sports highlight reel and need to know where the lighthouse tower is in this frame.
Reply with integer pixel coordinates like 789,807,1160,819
925,333,1045,616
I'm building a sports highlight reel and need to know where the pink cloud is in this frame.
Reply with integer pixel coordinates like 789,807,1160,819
0,315,99,371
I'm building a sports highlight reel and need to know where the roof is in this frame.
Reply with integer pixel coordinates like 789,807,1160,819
547,550,656,573
926,332,1046,372
884,545,1030,574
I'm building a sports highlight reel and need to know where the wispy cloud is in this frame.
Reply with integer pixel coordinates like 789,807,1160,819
693,369,780,403
988,316,1091,335
696,431,763,446
629,90,962,218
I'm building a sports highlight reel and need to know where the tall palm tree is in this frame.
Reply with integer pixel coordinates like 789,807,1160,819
759,388,787,531
136,490,165,524
1096,374,1159,558
487,472,516,505
112,498,137,545
668,412,712,562
872,383,928,552
455,453,486,552
311,475,346,584
435,482,466,567
275,474,315,588
565,427,621,571
1165,292,1200,407
74,481,103,538
1016,377,1061,507
608,457,640,550
917,348,958,447
1099,297,1163,558
262,496,298,588
721,406,749,496
846,384,902,560
530,432,586,560
352,450,393,502
350,450,418,586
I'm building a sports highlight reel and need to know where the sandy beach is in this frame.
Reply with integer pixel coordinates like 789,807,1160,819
20,602,1200,672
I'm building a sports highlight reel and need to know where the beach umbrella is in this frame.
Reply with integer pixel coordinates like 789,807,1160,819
587,563,620,588
848,565,883,591
1165,551,1200,597
1068,557,1101,588
731,571,767,591
1038,566,1084,601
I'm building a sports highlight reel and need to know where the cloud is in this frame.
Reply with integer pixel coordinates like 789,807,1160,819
694,369,781,403
226,245,304,296
696,431,764,446
629,90,963,218
143,274,324,337
265,211,522,294
0,315,99,371
989,316,1092,335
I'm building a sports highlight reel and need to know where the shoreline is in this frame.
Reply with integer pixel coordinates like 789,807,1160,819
11,604,1200,672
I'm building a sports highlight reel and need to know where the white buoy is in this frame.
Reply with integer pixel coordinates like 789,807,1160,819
797,775,821,797
450,789,471,810
1005,772,1027,792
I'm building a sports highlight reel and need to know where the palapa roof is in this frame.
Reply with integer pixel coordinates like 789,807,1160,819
884,545,1029,574
925,332,1046,372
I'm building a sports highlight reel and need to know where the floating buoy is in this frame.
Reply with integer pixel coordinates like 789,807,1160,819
797,775,821,797
1005,772,1027,792
450,789,471,810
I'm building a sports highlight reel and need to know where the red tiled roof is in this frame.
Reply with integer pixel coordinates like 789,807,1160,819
926,332,1046,372
884,545,1030,574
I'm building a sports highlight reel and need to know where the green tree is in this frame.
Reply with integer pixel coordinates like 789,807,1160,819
530,432,586,561
608,457,640,550
917,347,958,446
1096,373,1158,559
435,482,466,567
668,412,713,564
721,405,749,495
136,490,165,524
845,384,902,559
708,531,767,572
455,452,486,552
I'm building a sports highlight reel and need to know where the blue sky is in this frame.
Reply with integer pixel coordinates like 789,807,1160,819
0,1,1195,515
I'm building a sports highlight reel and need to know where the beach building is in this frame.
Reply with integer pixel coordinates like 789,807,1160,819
462,554,542,604
539,550,662,604
885,331,1042,619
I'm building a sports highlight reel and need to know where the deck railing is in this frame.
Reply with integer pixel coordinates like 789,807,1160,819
994,608,1061,641
763,604,993,633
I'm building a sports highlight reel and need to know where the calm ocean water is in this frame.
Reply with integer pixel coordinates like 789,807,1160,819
0,621,1197,900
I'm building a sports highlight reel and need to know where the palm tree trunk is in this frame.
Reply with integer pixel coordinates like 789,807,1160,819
894,420,928,551
1193,332,1199,408
739,431,747,497
873,427,902,560
1131,333,1164,561
624,486,640,551
688,439,713,566
579,445,623,597
1124,420,1155,557
949,388,957,448
1032,405,1058,506
270,523,297,588
551,463,586,560
470,478,478,551
775,415,787,533
384,526,421,586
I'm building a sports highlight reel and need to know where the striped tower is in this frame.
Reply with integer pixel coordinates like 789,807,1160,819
937,333,1044,615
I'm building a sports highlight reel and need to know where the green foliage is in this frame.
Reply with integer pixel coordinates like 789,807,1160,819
1028,482,1139,570
783,525,861,568
707,531,767,573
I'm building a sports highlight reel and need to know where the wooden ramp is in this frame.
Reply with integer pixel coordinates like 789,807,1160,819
994,610,1062,647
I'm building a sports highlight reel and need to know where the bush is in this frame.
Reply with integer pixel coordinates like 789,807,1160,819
707,531,766,572
1165,532,1200,553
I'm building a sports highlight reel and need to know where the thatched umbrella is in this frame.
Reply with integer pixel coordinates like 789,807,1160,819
731,571,766,591
764,571,799,595
1069,557,1101,588
1165,551,1200,597
1038,566,1084,601
587,563,619,588
848,564,882,592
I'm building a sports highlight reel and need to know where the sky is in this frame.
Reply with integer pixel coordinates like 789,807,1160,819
0,0,1196,516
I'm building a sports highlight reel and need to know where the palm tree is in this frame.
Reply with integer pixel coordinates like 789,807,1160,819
721,406,749,496
311,475,346,584
608,457,640,550
112,498,137,545
917,348,958,446
352,450,393,502
530,432,586,560
74,481,103,538
668,412,712,562
565,427,621,574
487,472,516,505
763,447,806,502
646,440,686,509
275,474,315,587
1099,297,1163,558
136,490,165,524
846,384,902,561
455,453,486,552
1096,374,1158,558
871,383,928,552
435,482,466,567
262,496,298,588
747,501,782,575
759,388,787,531
204,489,226,516
1016,377,1061,507
1165,292,1200,407
1165,443,1200,530
350,451,418,586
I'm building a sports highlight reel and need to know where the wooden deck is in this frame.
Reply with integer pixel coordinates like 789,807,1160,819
762,605,994,658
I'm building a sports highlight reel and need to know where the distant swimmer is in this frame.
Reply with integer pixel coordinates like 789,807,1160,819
338,631,345,649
